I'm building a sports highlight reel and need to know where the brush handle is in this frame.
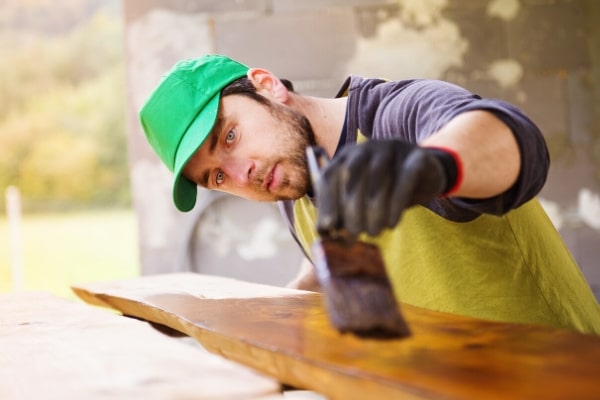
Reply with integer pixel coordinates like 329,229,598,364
306,146,348,240
306,145,329,189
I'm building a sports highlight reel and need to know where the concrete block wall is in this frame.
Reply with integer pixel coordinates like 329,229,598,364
123,0,600,296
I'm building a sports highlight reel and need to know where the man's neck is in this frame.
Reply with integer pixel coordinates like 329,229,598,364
289,94,348,158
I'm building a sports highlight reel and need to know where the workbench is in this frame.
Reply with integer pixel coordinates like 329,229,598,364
0,291,314,399
4,273,600,399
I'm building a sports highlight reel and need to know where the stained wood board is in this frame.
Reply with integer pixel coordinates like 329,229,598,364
0,291,281,399
73,273,600,400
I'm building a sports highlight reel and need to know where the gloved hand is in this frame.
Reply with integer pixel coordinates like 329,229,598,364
314,140,461,238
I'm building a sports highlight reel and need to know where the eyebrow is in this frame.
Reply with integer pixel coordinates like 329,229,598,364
198,115,224,187
209,115,224,154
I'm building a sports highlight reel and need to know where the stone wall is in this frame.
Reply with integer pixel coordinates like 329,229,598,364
122,0,600,296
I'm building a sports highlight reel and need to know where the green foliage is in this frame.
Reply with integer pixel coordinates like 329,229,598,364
0,209,140,297
0,3,129,212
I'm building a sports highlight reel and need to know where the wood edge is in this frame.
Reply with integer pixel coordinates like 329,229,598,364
71,285,119,311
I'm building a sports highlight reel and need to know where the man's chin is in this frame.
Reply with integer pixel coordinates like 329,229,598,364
274,188,308,202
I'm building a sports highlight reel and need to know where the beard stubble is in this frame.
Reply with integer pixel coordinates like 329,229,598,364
253,100,317,201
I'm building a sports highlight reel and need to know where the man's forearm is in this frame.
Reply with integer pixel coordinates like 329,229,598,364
421,110,521,199
286,257,321,292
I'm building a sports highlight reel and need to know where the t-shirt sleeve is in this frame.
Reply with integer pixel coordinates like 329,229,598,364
373,80,550,218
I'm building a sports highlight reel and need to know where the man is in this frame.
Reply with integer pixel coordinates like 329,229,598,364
140,54,600,335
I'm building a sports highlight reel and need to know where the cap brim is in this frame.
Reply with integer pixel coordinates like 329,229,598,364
172,93,221,212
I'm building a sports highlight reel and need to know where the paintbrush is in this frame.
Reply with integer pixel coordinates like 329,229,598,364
306,146,411,339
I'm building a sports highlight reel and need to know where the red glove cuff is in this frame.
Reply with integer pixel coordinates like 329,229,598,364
427,146,464,197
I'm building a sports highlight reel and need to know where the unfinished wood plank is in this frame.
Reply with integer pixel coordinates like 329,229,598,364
73,273,600,400
0,291,280,399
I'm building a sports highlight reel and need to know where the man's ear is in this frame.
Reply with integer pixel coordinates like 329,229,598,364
247,68,289,102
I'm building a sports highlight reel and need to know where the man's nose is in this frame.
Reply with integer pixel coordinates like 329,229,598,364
223,158,254,186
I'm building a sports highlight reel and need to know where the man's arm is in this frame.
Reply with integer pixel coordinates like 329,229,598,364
421,110,521,199
286,257,321,292
314,99,548,237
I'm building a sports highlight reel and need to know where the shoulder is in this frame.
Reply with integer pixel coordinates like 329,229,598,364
343,76,473,100
341,75,422,99
346,77,479,128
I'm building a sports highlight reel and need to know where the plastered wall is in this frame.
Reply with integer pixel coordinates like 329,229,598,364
123,0,600,296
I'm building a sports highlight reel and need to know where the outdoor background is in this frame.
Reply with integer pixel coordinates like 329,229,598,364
1,0,599,300
0,0,138,298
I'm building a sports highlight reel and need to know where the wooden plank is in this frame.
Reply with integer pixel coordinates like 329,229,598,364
0,291,280,399
73,273,600,400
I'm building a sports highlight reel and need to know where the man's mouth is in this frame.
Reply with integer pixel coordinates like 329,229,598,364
263,165,275,191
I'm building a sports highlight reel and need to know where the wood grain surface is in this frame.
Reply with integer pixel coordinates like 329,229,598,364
0,291,280,399
73,273,600,400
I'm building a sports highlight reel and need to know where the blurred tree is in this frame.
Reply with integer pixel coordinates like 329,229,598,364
0,1,128,211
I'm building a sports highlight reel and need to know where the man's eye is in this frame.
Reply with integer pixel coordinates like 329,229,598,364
225,129,235,144
216,170,225,185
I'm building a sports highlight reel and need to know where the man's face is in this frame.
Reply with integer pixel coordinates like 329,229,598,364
183,93,316,202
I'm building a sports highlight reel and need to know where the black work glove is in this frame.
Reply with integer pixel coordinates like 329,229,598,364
314,140,461,238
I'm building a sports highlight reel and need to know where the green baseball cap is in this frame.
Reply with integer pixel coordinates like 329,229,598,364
139,54,249,211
